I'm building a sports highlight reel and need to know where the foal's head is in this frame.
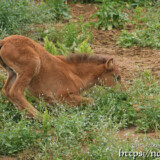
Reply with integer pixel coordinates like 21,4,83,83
65,54,123,88
98,58,122,87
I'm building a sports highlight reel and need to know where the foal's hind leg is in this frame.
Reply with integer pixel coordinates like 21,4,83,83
7,64,41,117
2,70,20,106
9,68,39,117
0,43,41,117
3,70,16,94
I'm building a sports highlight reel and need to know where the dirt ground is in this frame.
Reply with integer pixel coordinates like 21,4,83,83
70,4,160,83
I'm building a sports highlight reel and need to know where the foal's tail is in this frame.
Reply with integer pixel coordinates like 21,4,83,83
0,41,12,71
0,39,4,48
0,43,6,67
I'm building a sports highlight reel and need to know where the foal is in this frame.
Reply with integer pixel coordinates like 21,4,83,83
0,35,122,117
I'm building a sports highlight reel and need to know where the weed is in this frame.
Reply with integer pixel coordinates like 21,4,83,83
76,39,93,55
62,18,93,50
0,0,70,37
118,23,160,49
118,4,160,49
43,26,63,43
43,19,93,55
0,120,39,155
91,1,128,30
131,6,144,24
42,108,52,135
128,0,154,7
44,37,59,55
45,0,72,21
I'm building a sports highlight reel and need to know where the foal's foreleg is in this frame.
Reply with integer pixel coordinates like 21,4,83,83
64,94,94,106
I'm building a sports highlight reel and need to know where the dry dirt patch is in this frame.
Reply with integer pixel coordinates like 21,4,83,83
69,4,160,81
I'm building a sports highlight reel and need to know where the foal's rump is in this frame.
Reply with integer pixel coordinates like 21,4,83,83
0,43,14,73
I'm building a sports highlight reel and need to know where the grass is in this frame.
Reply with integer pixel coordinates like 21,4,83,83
43,18,93,55
117,4,160,49
0,0,71,39
0,1,160,159
90,1,128,30
0,70,160,159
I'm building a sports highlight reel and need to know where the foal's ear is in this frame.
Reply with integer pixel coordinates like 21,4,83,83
105,58,114,70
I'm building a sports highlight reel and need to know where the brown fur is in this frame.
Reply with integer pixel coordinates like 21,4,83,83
0,35,122,117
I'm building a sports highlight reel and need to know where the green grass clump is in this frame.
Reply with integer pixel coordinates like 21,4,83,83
44,37,59,55
0,120,39,155
43,19,93,55
0,0,71,38
118,24,160,49
76,39,93,55
45,0,71,21
118,5,160,49
91,1,128,30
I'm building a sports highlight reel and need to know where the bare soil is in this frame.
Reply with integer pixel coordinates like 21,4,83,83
70,4,160,82
69,3,98,22
116,127,160,140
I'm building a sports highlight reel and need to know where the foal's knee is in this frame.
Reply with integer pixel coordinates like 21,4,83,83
2,87,10,98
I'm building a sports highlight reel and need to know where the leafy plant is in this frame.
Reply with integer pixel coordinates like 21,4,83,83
131,6,143,23
42,108,52,135
0,120,38,155
62,19,93,50
118,23,160,49
91,1,128,30
63,21,79,47
43,26,63,43
45,0,71,20
117,3,160,49
0,0,71,37
0,27,8,40
76,39,93,55
43,19,93,55
0,0,30,34
44,36,68,55
128,0,155,7
44,36,58,55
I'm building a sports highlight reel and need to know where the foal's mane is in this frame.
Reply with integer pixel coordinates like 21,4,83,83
65,54,107,64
